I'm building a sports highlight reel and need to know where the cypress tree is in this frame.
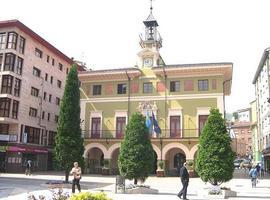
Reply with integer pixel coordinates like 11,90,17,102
54,64,84,182
195,108,235,185
118,112,154,184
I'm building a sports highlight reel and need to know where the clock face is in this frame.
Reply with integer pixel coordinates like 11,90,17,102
144,58,153,67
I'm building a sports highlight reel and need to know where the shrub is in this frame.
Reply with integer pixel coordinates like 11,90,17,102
69,192,112,200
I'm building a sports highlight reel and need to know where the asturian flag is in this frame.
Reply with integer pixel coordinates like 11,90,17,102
152,111,161,137
145,112,152,130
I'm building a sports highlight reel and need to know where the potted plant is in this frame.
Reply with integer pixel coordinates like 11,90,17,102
187,160,194,177
156,160,165,177
101,159,110,175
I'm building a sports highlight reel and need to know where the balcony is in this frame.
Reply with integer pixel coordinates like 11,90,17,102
82,129,200,140
0,134,17,142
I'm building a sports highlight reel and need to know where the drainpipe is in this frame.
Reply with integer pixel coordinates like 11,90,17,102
38,77,47,146
162,67,167,131
223,79,232,119
125,70,131,121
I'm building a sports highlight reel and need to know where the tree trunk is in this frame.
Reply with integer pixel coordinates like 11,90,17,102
134,178,137,185
65,168,69,183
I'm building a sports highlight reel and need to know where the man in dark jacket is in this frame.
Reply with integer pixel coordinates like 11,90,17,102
177,162,189,200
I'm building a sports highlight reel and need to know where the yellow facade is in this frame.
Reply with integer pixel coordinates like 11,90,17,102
79,64,232,175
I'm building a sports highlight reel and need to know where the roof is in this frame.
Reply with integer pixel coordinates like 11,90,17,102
143,13,158,27
154,62,233,69
252,47,270,84
0,19,85,71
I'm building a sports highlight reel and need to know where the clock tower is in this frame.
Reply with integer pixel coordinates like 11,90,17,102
137,1,165,67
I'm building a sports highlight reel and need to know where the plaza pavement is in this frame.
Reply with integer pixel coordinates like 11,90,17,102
0,169,270,200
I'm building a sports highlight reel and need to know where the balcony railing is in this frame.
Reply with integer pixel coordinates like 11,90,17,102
82,129,200,139
0,134,18,142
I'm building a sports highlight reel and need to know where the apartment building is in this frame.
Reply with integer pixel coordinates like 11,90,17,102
79,8,233,176
230,108,252,158
0,20,82,172
253,48,270,172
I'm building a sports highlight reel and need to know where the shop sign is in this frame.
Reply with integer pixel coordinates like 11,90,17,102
0,146,8,152
7,146,48,153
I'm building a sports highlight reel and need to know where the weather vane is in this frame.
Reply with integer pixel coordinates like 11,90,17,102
150,0,154,13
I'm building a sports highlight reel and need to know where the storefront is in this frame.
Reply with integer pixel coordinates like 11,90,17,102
4,145,48,173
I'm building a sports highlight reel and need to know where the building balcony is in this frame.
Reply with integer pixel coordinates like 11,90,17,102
82,129,200,140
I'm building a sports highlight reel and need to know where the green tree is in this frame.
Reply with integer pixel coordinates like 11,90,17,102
195,108,235,186
118,112,154,184
54,64,85,182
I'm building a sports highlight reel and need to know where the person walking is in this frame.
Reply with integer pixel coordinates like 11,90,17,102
70,162,82,193
25,160,32,175
177,162,189,200
249,165,258,188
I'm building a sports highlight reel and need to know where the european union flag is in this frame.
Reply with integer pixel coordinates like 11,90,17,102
152,111,161,135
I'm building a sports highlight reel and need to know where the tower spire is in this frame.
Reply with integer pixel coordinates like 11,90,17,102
150,0,153,13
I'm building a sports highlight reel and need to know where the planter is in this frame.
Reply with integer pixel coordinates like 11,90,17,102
199,187,237,199
101,167,110,175
188,170,194,177
156,170,165,177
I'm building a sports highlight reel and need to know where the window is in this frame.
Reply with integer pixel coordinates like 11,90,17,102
143,82,152,93
25,126,40,144
116,117,126,138
170,81,180,92
33,67,41,77
18,36,25,54
50,76,53,84
55,115,59,123
198,80,209,91
35,48,43,58
31,87,39,97
1,75,13,94
7,32,18,49
49,94,52,102
93,85,102,95
12,100,19,119
117,83,127,94
0,53,3,70
66,68,69,75
47,55,50,63
0,33,7,49
52,58,55,66
0,124,9,134
15,57,23,75
42,111,45,119
48,131,56,146
29,107,37,117
56,97,60,105
4,53,15,71
43,92,47,100
45,73,48,81
57,80,62,88
47,113,50,121
0,98,11,117
14,78,21,97
58,63,63,71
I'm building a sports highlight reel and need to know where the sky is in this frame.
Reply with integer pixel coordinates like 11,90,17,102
1,0,270,113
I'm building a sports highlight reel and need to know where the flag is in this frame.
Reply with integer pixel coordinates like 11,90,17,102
145,112,152,130
152,111,161,136
229,128,236,139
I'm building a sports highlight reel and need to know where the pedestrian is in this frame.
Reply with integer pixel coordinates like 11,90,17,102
256,163,260,177
70,162,81,193
249,165,258,188
260,162,264,177
25,160,32,175
177,162,189,200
